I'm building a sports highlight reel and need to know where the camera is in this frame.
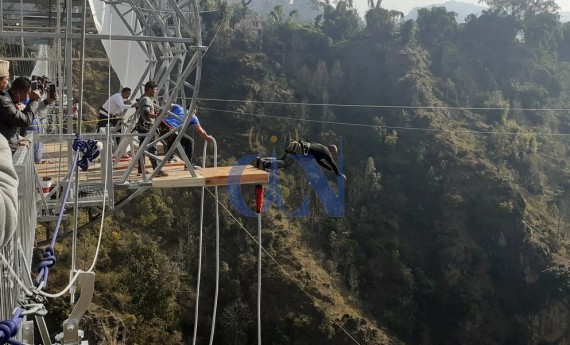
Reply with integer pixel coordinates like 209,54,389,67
49,84,56,99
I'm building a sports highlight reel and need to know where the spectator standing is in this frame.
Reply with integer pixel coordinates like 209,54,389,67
0,70,40,152
97,87,135,147
136,81,168,177
18,91,57,163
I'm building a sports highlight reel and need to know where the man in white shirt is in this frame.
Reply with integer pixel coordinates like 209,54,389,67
97,87,135,146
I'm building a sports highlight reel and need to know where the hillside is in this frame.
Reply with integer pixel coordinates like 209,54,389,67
40,1,570,344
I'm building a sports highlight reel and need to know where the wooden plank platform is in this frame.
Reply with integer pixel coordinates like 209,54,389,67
151,166,268,188
35,142,268,188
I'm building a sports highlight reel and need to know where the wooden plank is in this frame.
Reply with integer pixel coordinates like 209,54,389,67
200,165,268,187
150,168,206,188
150,166,268,188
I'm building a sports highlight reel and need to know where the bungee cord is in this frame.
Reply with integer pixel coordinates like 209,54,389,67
192,139,221,345
255,185,264,345
208,139,220,345
203,187,364,345
191,163,206,345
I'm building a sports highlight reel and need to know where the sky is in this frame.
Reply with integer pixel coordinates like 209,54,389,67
352,0,570,16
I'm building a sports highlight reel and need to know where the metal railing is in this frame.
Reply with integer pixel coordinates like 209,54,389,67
0,140,37,321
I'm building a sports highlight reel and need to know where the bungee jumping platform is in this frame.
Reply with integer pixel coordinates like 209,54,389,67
34,141,268,189
35,143,269,188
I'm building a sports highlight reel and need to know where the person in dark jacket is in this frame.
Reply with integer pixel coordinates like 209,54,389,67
0,75,40,152
257,140,346,180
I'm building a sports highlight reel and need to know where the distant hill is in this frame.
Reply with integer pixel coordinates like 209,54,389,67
561,11,570,22
404,1,486,22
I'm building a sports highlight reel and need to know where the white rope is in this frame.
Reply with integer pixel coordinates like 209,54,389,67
203,188,363,345
0,253,33,297
192,139,220,345
191,186,206,345
208,140,219,345
17,242,32,286
70,0,91,304
257,210,262,345
83,0,116,275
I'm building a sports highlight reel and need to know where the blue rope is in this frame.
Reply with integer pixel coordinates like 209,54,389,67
34,247,56,288
35,144,81,288
72,136,100,171
0,308,23,345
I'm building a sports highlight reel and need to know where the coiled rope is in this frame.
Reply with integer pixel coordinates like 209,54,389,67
0,308,22,345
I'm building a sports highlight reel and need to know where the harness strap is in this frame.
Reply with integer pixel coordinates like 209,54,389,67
301,142,310,155
286,141,311,155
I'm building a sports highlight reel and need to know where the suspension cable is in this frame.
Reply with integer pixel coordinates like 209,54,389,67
255,185,264,345
208,139,219,345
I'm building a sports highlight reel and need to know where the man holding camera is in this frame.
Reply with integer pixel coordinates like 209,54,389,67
0,61,40,153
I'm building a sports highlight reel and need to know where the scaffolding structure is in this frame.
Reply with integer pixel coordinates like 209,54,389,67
0,0,206,343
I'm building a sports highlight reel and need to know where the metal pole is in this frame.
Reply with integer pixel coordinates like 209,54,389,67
67,0,78,304
65,0,74,137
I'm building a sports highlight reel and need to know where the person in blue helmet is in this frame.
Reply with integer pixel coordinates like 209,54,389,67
160,104,213,169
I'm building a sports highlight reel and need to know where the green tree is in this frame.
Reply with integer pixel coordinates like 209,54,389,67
400,19,416,45
220,300,253,345
479,0,559,21
365,7,403,40
558,22,570,60
318,0,360,42
121,235,181,321
269,5,285,24
482,91,510,124
524,12,562,51
416,7,458,48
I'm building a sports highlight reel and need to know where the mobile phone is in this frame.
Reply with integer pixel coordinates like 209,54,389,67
49,84,56,99
31,81,37,91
